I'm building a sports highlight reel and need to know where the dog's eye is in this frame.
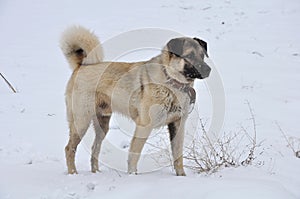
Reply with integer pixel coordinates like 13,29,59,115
185,53,194,60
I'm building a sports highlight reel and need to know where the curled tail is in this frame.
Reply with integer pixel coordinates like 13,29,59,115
60,26,103,71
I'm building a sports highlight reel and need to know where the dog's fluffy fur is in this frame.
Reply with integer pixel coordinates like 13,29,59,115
60,26,211,176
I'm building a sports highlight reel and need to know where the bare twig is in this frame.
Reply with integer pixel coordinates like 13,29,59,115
184,120,241,173
0,73,17,93
275,121,300,158
241,101,257,165
184,102,261,174
145,129,174,168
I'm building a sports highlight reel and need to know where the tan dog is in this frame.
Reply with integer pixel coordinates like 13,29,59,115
60,26,211,176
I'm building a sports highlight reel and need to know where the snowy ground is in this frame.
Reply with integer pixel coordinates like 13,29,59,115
1,0,300,198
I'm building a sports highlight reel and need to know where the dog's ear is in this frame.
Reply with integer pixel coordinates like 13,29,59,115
193,37,207,51
193,37,208,56
167,38,185,57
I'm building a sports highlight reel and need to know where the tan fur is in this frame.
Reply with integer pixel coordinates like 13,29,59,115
60,26,210,176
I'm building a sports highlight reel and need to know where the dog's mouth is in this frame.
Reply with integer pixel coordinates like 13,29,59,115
183,62,211,80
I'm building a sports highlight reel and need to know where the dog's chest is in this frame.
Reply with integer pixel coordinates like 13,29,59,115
149,86,191,125
167,91,191,120
129,83,193,127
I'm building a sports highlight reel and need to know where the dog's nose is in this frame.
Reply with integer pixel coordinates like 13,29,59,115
199,62,211,78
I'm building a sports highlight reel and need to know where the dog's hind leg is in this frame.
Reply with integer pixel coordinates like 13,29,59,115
91,95,112,172
91,114,111,173
65,115,91,174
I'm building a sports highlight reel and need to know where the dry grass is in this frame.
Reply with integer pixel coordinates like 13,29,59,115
275,121,300,158
184,101,263,174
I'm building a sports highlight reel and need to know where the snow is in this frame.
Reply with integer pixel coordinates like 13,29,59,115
1,0,300,198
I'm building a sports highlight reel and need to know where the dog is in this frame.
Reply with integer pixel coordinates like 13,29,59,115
60,26,211,176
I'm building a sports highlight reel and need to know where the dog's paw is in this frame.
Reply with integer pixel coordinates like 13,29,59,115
128,172,138,176
67,168,78,175
128,168,138,175
91,168,101,173
175,169,186,176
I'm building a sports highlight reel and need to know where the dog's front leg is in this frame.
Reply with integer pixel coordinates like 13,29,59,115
128,125,152,174
168,118,187,176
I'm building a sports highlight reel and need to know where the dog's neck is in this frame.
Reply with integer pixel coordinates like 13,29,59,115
162,67,196,105
150,54,191,83
148,54,196,105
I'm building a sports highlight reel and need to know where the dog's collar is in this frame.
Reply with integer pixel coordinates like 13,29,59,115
163,67,196,105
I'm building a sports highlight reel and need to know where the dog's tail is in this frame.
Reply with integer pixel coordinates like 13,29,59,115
60,26,103,71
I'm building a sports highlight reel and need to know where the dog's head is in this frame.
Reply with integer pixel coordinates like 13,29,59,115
165,37,211,81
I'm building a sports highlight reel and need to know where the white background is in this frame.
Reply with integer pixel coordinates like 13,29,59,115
0,0,299,198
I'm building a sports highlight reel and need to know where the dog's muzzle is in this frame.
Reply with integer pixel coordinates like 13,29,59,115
184,61,211,79
198,61,211,79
